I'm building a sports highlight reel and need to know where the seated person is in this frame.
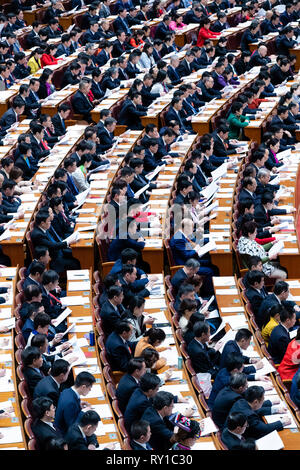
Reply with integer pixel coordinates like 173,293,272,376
66,410,100,450
268,308,297,364
100,286,126,337
116,358,146,414
32,397,63,450
130,420,153,450
33,358,70,406
261,304,282,347
220,328,262,372
221,412,248,450
105,322,135,371
245,270,268,319
134,328,169,371
21,346,44,395
55,372,96,434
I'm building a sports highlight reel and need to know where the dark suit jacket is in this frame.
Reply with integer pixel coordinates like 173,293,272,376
141,406,174,451
238,188,259,206
221,427,244,450
105,331,134,371
32,420,63,450
100,300,124,336
249,50,271,68
125,61,141,79
66,424,99,450
212,386,243,429
112,39,131,58
23,366,44,396
31,226,67,261
95,49,110,67
98,127,114,152
241,30,259,52
130,440,153,450
245,286,268,320
116,374,139,414
51,113,66,136
14,156,36,180
167,65,182,86
124,388,152,431
61,70,80,89
154,22,171,40
277,35,297,57
227,398,283,439
26,31,43,49
141,85,159,108
33,375,60,406
213,133,236,158
55,387,82,434
72,91,93,119
220,340,255,371
176,59,193,78
0,108,17,132
188,338,220,378
258,294,296,333
91,80,104,100
268,323,291,364
113,16,131,34
118,100,146,130
198,81,222,102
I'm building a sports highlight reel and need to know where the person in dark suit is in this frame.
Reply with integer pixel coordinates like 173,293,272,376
130,420,153,450
0,97,24,134
176,52,195,78
198,76,222,103
212,373,248,429
268,308,296,364
112,31,133,58
171,259,200,294
258,281,299,332
113,8,132,35
167,57,182,86
238,177,259,206
141,391,176,451
220,329,260,372
270,59,293,87
141,74,160,108
212,124,238,158
55,34,71,58
188,321,220,379
116,358,146,413
51,103,70,136
276,26,297,56
72,81,94,123
66,411,100,450
227,386,286,439
55,372,96,434
90,69,105,101
31,210,80,273
101,67,121,93
154,15,172,40
61,63,81,89
183,7,202,24
21,346,44,396
26,22,43,48
240,22,260,52
245,271,268,322
290,369,300,408
118,93,147,130
100,286,126,336
105,322,135,371
124,373,161,432
98,117,117,152
118,265,150,309
249,45,271,68
32,397,63,451
221,412,248,450
29,123,50,162
33,359,69,406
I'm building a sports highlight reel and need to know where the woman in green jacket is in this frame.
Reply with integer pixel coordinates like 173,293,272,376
227,101,250,140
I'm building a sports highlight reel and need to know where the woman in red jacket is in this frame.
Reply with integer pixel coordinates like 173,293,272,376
278,329,300,380
197,17,221,47
41,44,59,68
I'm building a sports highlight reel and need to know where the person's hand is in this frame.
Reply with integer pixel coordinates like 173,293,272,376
0,369,6,377
254,360,264,370
268,252,278,261
251,358,260,364
260,375,271,382
53,333,64,345
270,226,280,233
271,217,280,225
0,411,11,418
17,211,25,220
67,355,78,364
281,415,291,426
81,401,91,409
214,340,223,351
275,405,287,414
285,131,292,138
144,315,155,325
137,237,144,242
270,396,280,405
88,444,96,450
286,207,296,214
148,274,158,282
164,369,173,381
62,348,73,357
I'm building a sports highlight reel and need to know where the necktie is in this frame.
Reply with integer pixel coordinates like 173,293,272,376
25,156,31,168
47,231,56,243
61,116,65,132
49,225,62,242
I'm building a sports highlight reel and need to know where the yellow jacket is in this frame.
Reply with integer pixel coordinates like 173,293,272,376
28,56,41,74
261,317,279,347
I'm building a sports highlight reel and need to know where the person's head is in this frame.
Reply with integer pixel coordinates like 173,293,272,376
235,329,252,350
21,346,43,369
128,296,145,319
78,410,101,436
178,284,195,303
225,353,245,374
230,372,248,394
74,371,96,396
231,101,243,116
49,359,70,384
279,307,296,329
140,372,161,397
247,270,265,290
27,302,44,320
45,438,68,451
130,420,151,443
33,397,55,422
107,285,124,305
226,412,248,435
273,281,290,301
28,261,45,281
144,328,166,347
266,304,283,326
33,312,51,335
244,385,265,410
239,199,254,216
257,168,271,186
178,298,198,320
41,270,59,292
172,415,201,448
64,156,77,173
193,321,210,343
127,358,146,379
153,391,174,417
184,258,200,277
115,321,133,341
122,264,137,284
241,220,257,240
24,284,43,303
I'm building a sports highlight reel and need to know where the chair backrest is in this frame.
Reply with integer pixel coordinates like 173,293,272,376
179,343,189,360
112,399,123,419
28,439,37,450
16,365,25,382
123,437,132,450
100,350,109,367
21,398,33,419
118,417,128,439
106,382,117,402
26,231,35,260
216,431,228,450
24,418,34,439
18,379,30,399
